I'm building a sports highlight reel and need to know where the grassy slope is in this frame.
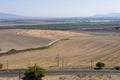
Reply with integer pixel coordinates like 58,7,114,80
0,29,53,52
0,32,120,69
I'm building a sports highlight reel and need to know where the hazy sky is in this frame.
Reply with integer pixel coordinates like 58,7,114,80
0,0,120,17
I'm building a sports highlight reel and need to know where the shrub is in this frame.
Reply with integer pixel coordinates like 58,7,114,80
115,27,119,30
114,66,120,70
96,62,105,69
8,49,17,54
0,64,3,69
23,64,45,80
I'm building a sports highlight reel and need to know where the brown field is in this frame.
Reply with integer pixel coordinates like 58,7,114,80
0,29,120,69
43,75,120,80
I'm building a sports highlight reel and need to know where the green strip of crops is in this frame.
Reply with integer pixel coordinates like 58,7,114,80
16,23,120,30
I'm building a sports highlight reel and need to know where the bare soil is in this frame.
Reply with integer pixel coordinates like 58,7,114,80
0,75,120,80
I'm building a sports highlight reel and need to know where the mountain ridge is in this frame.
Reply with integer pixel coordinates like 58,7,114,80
0,12,26,20
1,12,120,20
93,13,120,18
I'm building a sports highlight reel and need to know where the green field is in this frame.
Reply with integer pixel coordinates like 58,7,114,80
16,22,120,30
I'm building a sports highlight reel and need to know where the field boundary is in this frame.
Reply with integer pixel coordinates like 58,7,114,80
0,38,69,57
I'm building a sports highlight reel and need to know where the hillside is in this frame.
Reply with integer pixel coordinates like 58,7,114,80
0,30,120,69
22,29,89,39
0,29,53,52
0,29,87,52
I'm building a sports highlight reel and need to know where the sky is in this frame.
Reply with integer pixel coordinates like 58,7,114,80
0,0,120,17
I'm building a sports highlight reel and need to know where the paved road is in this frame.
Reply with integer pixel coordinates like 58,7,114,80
0,70,120,77
46,70,120,75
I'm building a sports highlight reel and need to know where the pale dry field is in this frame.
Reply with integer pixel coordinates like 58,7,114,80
0,29,84,52
21,29,88,39
0,29,54,52
0,29,120,69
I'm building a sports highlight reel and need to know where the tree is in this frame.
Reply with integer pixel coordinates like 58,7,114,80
115,27,119,30
96,62,105,69
0,64,3,69
23,64,45,80
114,66,120,70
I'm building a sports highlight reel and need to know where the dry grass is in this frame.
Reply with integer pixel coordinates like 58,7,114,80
0,29,88,52
21,29,89,39
0,29,53,52
0,29,120,69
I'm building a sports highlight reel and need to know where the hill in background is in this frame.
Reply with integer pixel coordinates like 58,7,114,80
0,13,26,20
1,12,120,21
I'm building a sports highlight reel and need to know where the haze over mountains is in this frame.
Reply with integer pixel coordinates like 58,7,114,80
0,13,26,20
1,12,120,20
93,13,120,18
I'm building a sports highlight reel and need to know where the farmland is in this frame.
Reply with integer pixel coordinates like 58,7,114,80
0,21,120,31
0,20,120,69
0,28,120,69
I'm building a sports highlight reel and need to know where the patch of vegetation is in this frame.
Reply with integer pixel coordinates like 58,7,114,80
94,74,103,77
95,62,105,69
114,66,120,70
115,27,119,30
23,64,45,80
0,64,3,69
6,49,17,54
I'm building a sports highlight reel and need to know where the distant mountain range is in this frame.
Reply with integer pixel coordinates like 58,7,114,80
1,12,120,20
0,13,26,20
93,13,120,18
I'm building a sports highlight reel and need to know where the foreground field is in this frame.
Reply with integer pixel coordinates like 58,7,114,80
43,75,120,80
0,75,120,80
0,29,120,69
